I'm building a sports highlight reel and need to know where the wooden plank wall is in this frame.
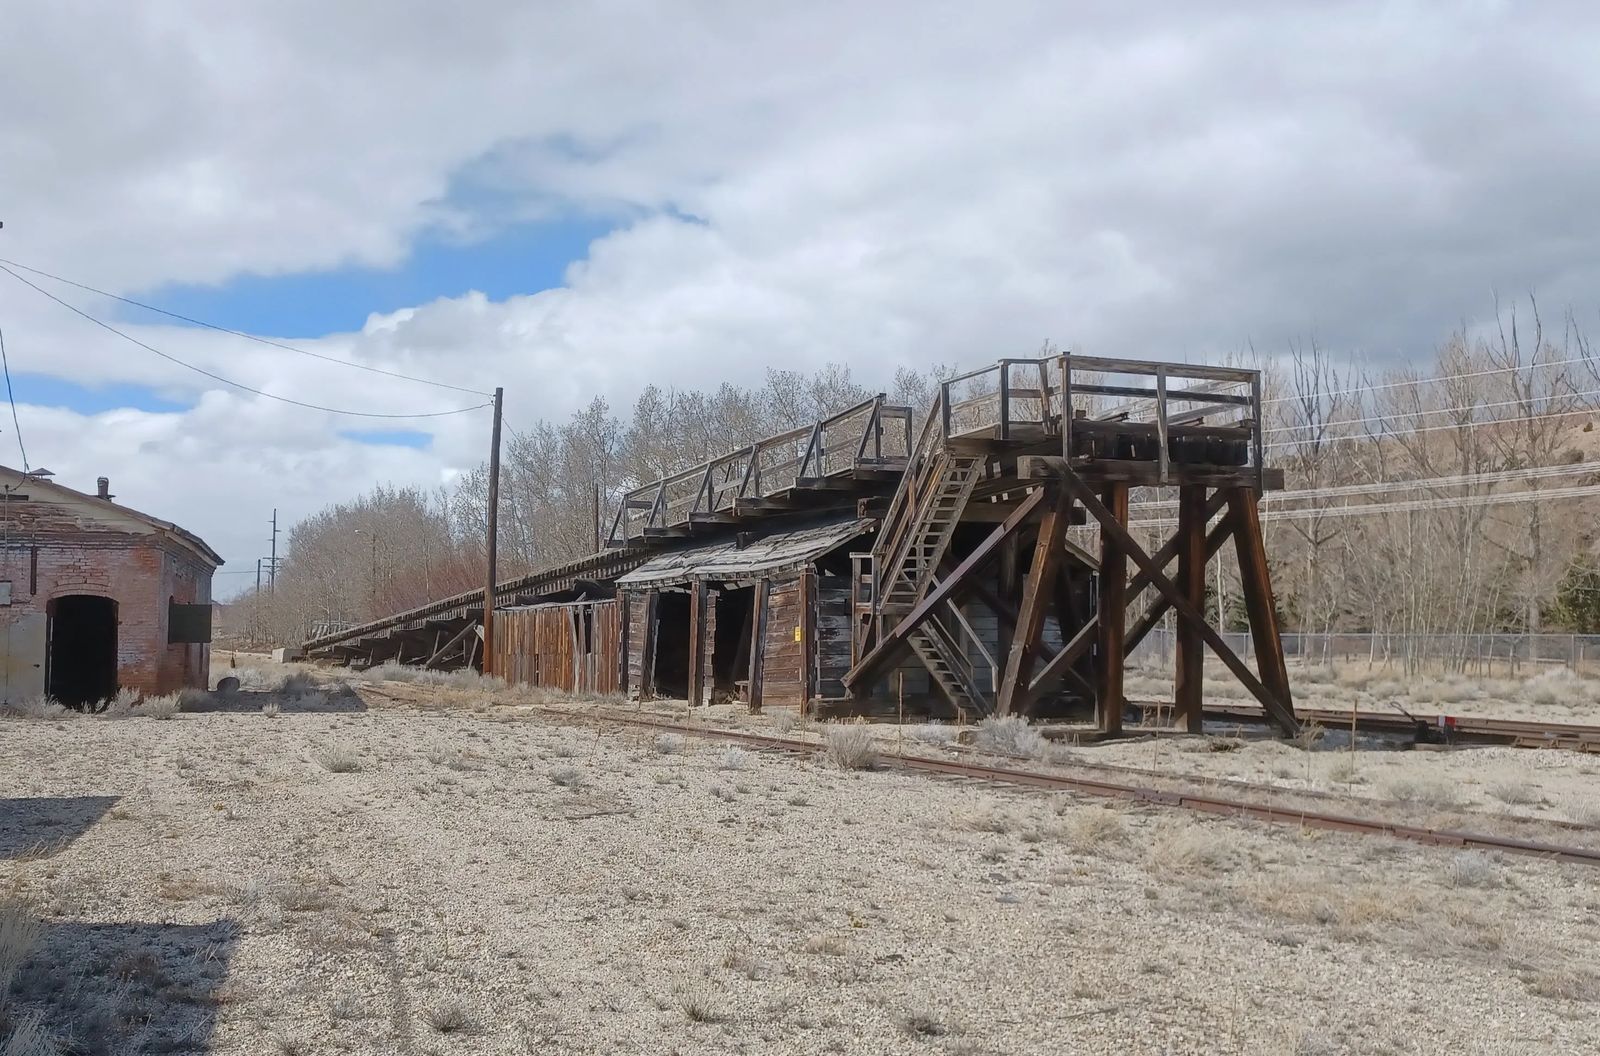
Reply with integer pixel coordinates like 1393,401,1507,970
760,573,807,705
625,591,653,696
813,575,852,698
494,601,620,694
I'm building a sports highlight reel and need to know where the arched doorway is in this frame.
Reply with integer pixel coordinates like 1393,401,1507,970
48,595,118,707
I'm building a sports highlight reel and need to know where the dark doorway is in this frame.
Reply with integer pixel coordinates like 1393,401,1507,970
48,595,118,708
652,591,691,698
711,585,754,694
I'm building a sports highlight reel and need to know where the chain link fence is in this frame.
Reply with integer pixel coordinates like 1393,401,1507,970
1132,630,1600,677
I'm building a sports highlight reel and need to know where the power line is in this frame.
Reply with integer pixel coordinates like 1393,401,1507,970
1262,402,1598,452
0,264,492,420
0,325,28,471
1259,349,1600,407
1133,460,1600,511
0,256,492,397
1127,481,1600,529
1263,387,1600,438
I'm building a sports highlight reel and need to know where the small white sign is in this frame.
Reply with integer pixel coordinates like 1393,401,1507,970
0,581,12,606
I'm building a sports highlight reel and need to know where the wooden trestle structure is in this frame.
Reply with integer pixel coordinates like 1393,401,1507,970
304,353,1297,738
841,355,1299,737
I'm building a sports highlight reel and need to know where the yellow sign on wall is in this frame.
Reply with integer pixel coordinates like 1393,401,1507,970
793,626,803,642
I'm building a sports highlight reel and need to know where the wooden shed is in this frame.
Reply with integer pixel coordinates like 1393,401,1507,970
615,516,872,710
490,599,621,694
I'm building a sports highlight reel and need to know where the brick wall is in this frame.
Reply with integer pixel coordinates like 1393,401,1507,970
0,538,213,700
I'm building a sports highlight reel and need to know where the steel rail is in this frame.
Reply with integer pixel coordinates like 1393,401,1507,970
573,709,1600,867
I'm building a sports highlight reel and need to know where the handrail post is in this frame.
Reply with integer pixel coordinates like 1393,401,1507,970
1251,372,1265,492
1155,365,1169,485
940,381,952,440
998,362,1011,440
1060,354,1073,458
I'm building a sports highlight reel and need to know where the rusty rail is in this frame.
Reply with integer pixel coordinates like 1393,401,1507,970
569,710,1600,867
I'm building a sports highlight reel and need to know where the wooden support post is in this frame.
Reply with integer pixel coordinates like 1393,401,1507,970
800,568,817,709
1174,485,1207,732
1229,487,1294,713
748,578,770,711
482,386,503,676
641,590,660,700
1054,466,1298,736
618,589,630,695
423,621,476,670
1097,484,1129,735
997,489,1069,716
688,579,707,707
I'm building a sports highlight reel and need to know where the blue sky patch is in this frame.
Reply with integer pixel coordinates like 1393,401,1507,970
11,372,190,414
128,215,613,338
338,429,433,450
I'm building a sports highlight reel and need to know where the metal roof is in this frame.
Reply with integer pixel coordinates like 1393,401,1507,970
616,516,872,588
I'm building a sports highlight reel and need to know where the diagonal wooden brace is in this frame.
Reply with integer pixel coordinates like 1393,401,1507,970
1052,466,1299,737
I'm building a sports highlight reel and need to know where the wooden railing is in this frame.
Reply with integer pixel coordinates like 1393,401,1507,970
606,394,912,545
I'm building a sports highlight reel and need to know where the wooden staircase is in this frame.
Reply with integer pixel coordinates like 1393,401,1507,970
854,398,989,712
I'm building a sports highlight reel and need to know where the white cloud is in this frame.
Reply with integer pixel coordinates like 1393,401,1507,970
2,1,1600,594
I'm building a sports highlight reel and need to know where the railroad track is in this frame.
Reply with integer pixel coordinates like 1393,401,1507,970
1205,704,1600,751
557,707,1600,868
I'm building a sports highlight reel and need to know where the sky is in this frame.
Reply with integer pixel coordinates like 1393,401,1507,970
2,1,1599,598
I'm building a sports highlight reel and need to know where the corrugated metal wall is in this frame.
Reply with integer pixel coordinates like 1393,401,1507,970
494,600,620,694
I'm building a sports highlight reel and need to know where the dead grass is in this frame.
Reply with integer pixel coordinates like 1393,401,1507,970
141,693,181,720
2,696,68,720
1147,823,1229,877
973,716,1046,758
314,746,362,773
1382,779,1462,808
652,733,684,754
421,998,479,1034
0,896,42,1001
1062,807,1127,852
717,747,751,771
823,723,878,770
1488,781,1542,806
1524,966,1599,1002
1444,851,1500,889
548,765,584,788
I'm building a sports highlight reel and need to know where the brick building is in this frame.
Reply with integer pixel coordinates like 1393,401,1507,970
0,466,221,707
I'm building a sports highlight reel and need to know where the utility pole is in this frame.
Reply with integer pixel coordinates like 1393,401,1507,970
256,558,261,594
592,482,601,553
269,509,279,595
482,387,504,676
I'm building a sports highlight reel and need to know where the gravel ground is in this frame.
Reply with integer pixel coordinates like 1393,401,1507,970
3,685,1599,1055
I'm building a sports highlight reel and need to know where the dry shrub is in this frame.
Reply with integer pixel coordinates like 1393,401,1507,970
0,1010,52,1056
1525,966,1599,1002
717,747,751,771
673,984,725,1023
315,746,361,773
141,694,181,720
1,896,42,999
3,696,68,720
974,716,1046,758
1488,781,1541,806
279,672,320,698
824,723,877,770
422,998,478,1034
1383,779,1461,808
548,765,584,788
97,687,141,719
907,723,957,747
261,702,281,718
177,687,210,711
1063,807,1127,851
1525,668,1592,709
652,733,684,755
1147,823,1230,878
770,710,801,736
1444,851,1499,889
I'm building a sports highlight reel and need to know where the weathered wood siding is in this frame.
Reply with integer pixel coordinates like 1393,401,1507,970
813,574,852,698
494,600,620,694
760,573,807,705
625,591,652,696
